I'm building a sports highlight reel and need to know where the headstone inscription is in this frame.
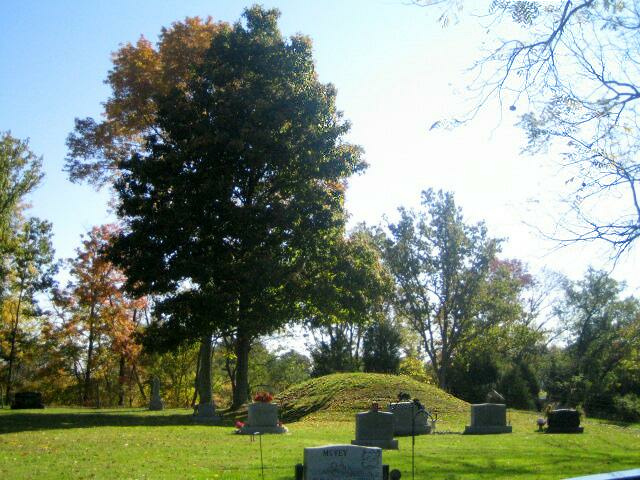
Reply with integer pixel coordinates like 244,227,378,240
301,444,384,480
463,403,512,434
388,402,431,436
352,409,398,449
238,402,287,434
11,392,45,409
546,409,583,433
148,377,164,411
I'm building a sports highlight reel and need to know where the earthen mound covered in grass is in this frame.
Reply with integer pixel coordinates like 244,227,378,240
276,372,468,422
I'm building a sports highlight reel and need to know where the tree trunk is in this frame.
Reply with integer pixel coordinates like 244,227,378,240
132,364,147,401
83,303,96,405
5,283,24,403
118,354,126,407
223,336,237,397
197,335,213,405
232,329,251,409
191,340,204,407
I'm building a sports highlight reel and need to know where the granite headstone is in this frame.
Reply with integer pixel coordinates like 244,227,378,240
463,403,512,434
11,392,45,409
352,410,398,449
388,402,431,436
546,409,584,433
238,402,287,434
303,444,383,480
148,377,164,411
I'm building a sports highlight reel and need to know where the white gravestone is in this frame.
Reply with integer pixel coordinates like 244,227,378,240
388,401,431,436
238,402,288,434
351,410,398,449
304,444,383,480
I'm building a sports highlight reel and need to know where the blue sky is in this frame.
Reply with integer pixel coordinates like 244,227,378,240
2,0,638,292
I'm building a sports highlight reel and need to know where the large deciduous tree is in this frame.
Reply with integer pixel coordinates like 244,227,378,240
110,6,365,408
55,224,145,406
65,15,225,409
379,189,500,390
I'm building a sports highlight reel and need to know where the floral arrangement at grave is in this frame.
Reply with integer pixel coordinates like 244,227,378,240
370,402,380,412
253,391,273,403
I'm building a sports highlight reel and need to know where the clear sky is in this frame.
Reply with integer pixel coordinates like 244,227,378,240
2,0,638,292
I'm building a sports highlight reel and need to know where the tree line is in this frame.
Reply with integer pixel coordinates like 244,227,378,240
2,6,640,421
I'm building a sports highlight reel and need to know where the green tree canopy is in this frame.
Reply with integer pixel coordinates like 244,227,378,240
379,189,502,390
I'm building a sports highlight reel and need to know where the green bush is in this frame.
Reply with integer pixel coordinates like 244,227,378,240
612,394,640,422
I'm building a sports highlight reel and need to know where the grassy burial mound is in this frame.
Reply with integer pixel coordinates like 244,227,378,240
276,372,468,422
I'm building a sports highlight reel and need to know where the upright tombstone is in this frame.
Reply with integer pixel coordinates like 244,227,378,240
193,400,222,424
238,402,287,434
148,377,164,411
388,401,431,436
546,409,584,434
296,444,389,480
352,404,398,449
11,392,45,409
463,403,512,434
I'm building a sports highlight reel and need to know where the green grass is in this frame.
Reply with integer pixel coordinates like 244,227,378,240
2,374,640,479
276,372,468,421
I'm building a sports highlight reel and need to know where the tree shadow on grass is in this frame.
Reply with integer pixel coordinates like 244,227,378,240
0,411,235,434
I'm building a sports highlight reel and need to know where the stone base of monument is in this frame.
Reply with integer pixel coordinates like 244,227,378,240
389,402,431,436
149,399,164,411
463,425,513,434
546,426,584,434
192,402,222,424
237,402,287,434
351,438,399,449
238,424,288,434
463,403,512,435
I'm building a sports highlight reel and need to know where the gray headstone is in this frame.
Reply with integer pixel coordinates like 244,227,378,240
11,392,45,409
351,410,398,449
388,402,431,436
149,378,164,411
547,409,584,433
238,402,287,434
192,401,222,424
304,444,383,480
463,403,512,434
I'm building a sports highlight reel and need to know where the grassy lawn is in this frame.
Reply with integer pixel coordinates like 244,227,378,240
1,407,640,479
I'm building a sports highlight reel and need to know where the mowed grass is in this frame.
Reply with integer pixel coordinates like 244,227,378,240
1,407,640,479
2,374,640,479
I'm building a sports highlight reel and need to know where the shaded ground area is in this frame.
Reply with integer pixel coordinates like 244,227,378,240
0,409,203,434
